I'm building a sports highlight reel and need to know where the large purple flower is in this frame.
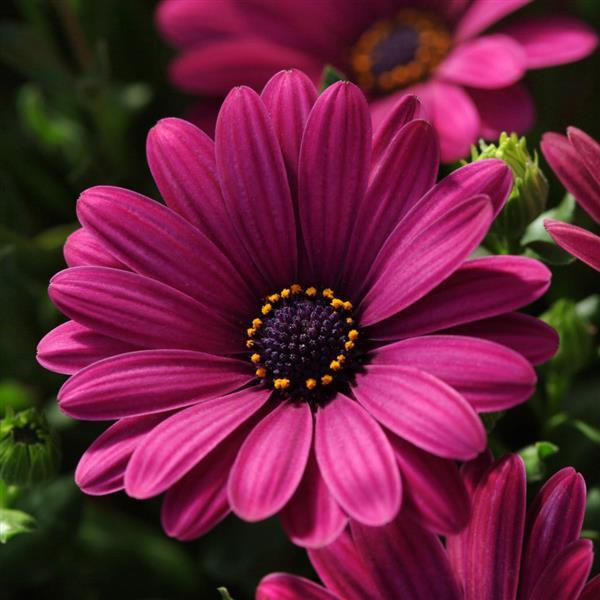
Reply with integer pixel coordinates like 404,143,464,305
157,0,597,162
257,454,598,599
38,72,556,546
542,127,600,272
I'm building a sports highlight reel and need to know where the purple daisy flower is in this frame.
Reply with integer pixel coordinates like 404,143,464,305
257,454,598,599
156,0,597,162
38,71,556,546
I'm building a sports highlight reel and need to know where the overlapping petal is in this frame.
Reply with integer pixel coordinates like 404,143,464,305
545,220,600,272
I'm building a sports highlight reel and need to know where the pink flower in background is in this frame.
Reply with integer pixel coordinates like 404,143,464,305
257,454,598,600
38,72,556,546
157,0,597,162
542,127,600,272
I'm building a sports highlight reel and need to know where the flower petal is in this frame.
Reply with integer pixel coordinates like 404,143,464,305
500,16,598,68
360,194,493,325
298,81,371,287
388,434,470,535
372,335,536,411
58,350,253,420
581,575,600,600
75,413,167,495
124,386,271,499
438,35,526,89
545,220,600,272
36,320,138,375
64,228,125,269
315,394,401,526
568,127,600,191
280,449,348,549
519,467,587,599
228,401,313,521
442,312,559,365
447,454,526,600
350,515,461,599
77,186,254,321
215,86,297,289
368,255,550,341
354,365,485,460
49,267,241,355
257,573,340,600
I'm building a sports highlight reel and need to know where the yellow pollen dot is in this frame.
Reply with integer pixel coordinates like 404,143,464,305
322,288,334,299
321,374,333,385
330,360,342,371
343,301,353,311
246,340,255,349
267,294,280,303
251,353,261,363
346,317,354,324
281,288,291,299
247,327,256,337
337,354,346,363
252,318,263,329
255,367,267,378
348,329,359,341
305,286,317,297
290,284,303,294
261,303,272,315
274,378,290,390
331,298,344,310
305,378,317,390
345,341,355,351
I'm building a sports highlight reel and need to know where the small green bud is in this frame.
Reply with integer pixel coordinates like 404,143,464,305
320,64,346,91
471,133,549,253
0,408,59,486
519,441,559,482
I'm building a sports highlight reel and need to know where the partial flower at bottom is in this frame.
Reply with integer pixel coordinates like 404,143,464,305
37,70,557,547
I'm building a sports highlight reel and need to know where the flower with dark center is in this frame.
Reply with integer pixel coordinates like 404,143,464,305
156,0,597,161
38,71,557,547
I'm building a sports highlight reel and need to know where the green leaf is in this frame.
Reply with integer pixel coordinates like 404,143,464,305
320,64,346,91
571,419,600,445
519,441,559,482
217,587,235,600
521,193,576,246
0,508,36,543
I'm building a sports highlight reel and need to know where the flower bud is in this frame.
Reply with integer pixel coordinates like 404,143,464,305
471,133,549,253
0,408,59,486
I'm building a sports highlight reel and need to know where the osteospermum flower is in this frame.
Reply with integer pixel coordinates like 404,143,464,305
38,71,557,546
542,127,600,272
257,454,599,599
157,0,597,162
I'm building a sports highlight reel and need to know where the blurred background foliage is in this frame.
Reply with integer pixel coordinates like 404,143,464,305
0,0,599,598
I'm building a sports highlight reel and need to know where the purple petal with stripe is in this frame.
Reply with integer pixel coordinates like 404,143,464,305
545,220,600,272
257,574,339,600
64,228,125,269
568,127,600,191
581,575,600,600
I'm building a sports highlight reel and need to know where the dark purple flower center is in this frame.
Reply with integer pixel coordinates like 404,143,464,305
246,286,359,401
351,9,451,94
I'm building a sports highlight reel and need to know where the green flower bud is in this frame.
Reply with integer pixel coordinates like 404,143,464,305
471,133,549,253
0,408,59,486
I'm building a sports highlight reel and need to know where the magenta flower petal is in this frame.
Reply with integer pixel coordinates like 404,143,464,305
58,350,253,420
360,194,493,325
350,516,462,600
581,575,600,600
500,16,598,69
438,34,526,89
388,434,470,535
443,312,559,365
454,0,533,42
519,467,587,599
36,320,138,375
124,387,271,499
308,530,380,600
369,255,550,341
545,220,600,272
541,132,600,223
448,454,526,600
49,267,240,355
228,401,313,521
298,81,371,287
257,573,340,600
468,83,535,139
77,186,255,321
280,449,348,549
64,228,125,269
75,413,167,495
345,119,439,289
215,86,298,288
529,539,593,600
568,126,600,190
315,394,401,526
354,365,485,460
372,335,536,411
261,69,318,185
